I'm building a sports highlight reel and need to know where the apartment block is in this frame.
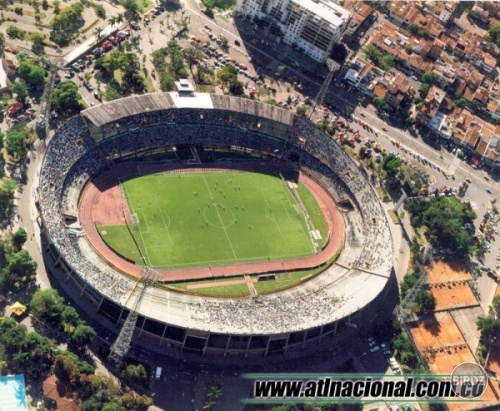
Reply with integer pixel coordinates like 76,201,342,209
236,0,351,62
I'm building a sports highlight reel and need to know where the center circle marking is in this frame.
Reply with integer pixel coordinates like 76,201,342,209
203,204,236,228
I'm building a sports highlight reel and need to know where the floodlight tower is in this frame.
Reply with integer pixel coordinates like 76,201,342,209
108,267,160,364
36,57,63,141
309,58,340,120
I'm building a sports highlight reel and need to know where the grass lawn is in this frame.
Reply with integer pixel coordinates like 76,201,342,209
100,171,326,269
167,280,250,297
388,210,400,225
253,269,317,294
296,184,328,248
136,0,154,12
375,186,391,202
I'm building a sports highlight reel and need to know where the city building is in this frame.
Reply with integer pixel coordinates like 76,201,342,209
0,59,13,93
236,0,351,62
343,57,375,95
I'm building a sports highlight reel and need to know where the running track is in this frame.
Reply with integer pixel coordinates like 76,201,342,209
78,163,345,282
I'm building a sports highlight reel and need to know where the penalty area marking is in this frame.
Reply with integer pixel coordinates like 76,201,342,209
154,194,173,245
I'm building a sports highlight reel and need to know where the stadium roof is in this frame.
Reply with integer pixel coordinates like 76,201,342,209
169,91,214,109
81,93,294,128
0,375,28,411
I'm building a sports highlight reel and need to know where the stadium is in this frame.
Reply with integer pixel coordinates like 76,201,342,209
38,90,394,358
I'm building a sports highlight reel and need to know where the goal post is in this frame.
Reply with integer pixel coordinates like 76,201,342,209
131,213,139,227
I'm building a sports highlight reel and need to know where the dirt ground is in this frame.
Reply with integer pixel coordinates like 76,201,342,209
429,283,478,311
427,260,472,284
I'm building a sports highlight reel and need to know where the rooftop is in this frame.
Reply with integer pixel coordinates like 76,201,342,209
292,0,351,28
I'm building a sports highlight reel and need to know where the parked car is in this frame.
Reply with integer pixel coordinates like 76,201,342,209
370,346,380,352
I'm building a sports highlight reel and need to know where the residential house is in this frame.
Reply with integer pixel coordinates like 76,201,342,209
343,57,375,96
469,5,490,24
341,0,373,41
381,73,413,111
0,59,12,93
417,85,446,126
388,2,419,26
475,52,497,76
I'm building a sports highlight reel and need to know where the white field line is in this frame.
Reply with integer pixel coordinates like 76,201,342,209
202,175,237,260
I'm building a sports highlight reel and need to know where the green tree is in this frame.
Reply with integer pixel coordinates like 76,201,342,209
393,333,419,368
382,153,403,179
183,47,203,79
93,3,106,19
0,33,4,47
61,306,81,331
0,317,27,358
31,33,45,45
90,374,121,398
296,105,307,117
54,354,80,383
405,116,416,125
477,316,500,344
104,85,122,101
6,250,37,286
492,295,500,317
5,125,29,159
487,23,500,47
217,65,237,92
418,83,430,98
364,44,381,62
122,0,139,23
16,332,55,378
12,228,27,250
10,81,28,102
373,96,385,109
52,1,84,29
30,289,65,326
421,72,437,85
121,364,147,385
6,26,25,40
400,271,420,299
119,393,153,411
52,81,82,113
0,185,16,219
101,403,124,411
380,55,394,70
229,79,244,96
28,65,46,86
406,197,476,255
71,325,96,348
116,13,124,24
93,27,103,41
415,289,436,311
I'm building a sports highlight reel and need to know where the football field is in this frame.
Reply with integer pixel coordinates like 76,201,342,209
99,171,326,269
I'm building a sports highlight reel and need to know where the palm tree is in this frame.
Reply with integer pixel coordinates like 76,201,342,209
184,47,203,81
116,13,124,24
108,16,117,26
93,27,103,41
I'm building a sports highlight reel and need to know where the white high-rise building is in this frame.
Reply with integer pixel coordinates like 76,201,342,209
236,0,351,62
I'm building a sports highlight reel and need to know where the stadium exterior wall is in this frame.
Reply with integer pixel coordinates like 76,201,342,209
42,232,393,357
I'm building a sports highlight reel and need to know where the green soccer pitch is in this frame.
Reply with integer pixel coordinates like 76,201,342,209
98,171,328,269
